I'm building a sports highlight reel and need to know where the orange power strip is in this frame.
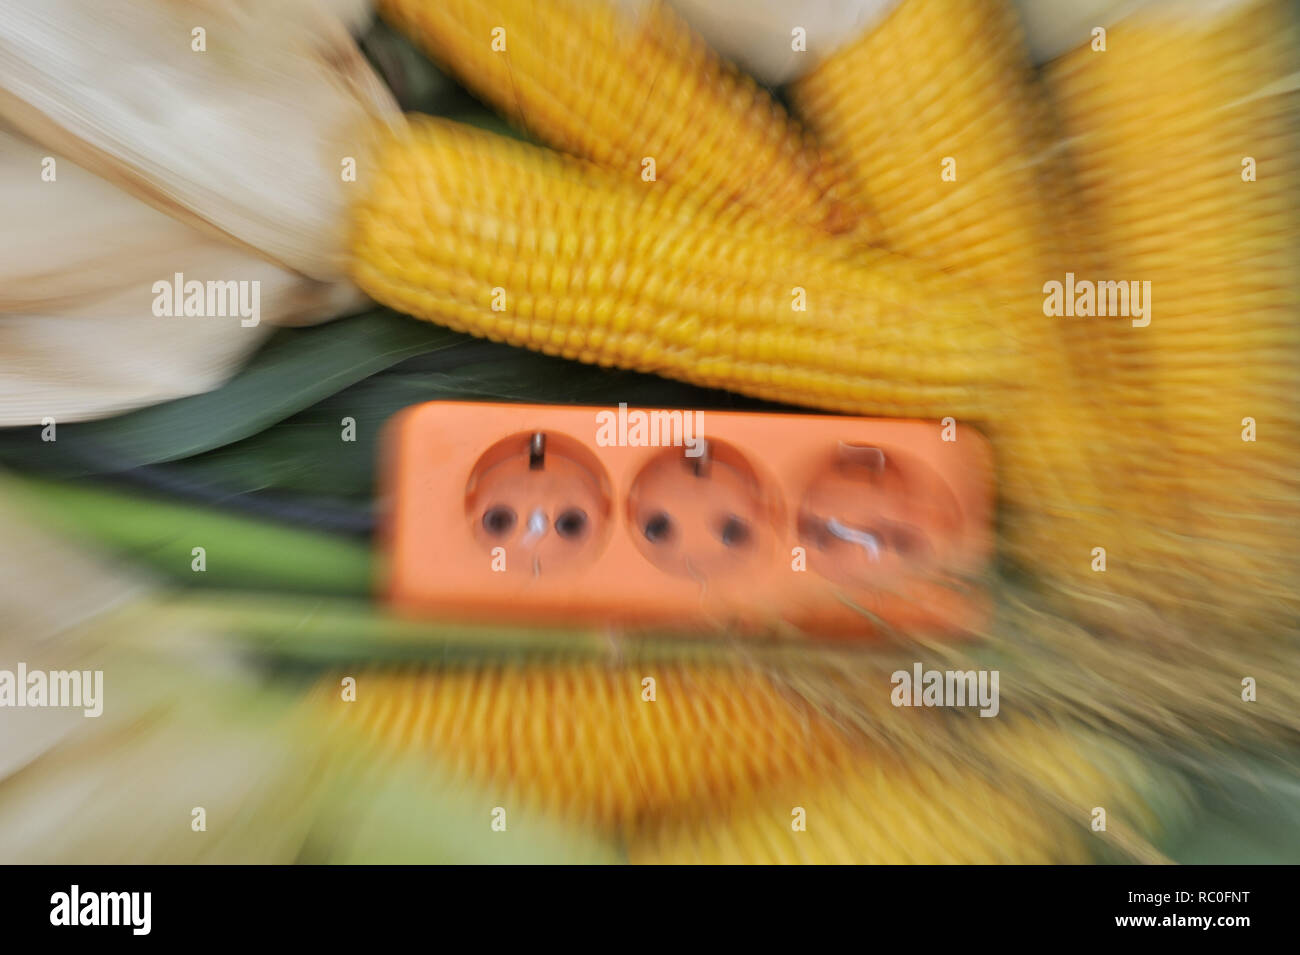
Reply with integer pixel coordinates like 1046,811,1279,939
379,402,994,640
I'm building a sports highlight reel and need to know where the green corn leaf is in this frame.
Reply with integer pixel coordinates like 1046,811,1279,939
9,474,373,596
0,309,469,475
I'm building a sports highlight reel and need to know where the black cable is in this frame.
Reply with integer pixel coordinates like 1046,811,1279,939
20,440,378,537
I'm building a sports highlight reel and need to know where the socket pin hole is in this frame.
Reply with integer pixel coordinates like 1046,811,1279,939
482,505,517,537
797,512,831,549
555,507,588,539
888,523,928,558
644,511,673,543
718,514,750,547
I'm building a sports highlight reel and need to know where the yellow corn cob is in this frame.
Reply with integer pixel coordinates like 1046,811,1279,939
376,0,863,237
1044,0,1300,634
314,664,1163,861
794,0,1058,288
792,0,1118,586
630,757,1083,864
351,116,1016,420
630,718,1166,863
317,663,848,832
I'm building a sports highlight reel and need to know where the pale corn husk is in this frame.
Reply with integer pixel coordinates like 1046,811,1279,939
656,0,900,84
661,1,1235,75
0,0,400,424
0,126,365,425
319,0,379,35
0,0,403,280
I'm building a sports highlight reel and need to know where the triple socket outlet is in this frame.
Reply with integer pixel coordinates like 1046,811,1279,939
380,402,994,640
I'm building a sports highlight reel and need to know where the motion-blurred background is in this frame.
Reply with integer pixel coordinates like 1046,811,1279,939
1,0,1297,863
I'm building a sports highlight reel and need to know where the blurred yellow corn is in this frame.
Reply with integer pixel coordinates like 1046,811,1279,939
630,757,1082,864
787,0,1300,635
316,663,1164,861
631,719,1168,863
320,663,846,833
794,0,1058,289
350,116,1015,420
792,0,1115,582
1043,0,1300,633
375,0,863,236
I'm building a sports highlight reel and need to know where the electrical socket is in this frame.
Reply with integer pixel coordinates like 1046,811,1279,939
796,441,964,590
626,440,778,581
380,402,994,640
465,430,612,576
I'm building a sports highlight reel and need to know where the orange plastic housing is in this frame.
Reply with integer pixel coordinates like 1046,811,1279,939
379,402,994,640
